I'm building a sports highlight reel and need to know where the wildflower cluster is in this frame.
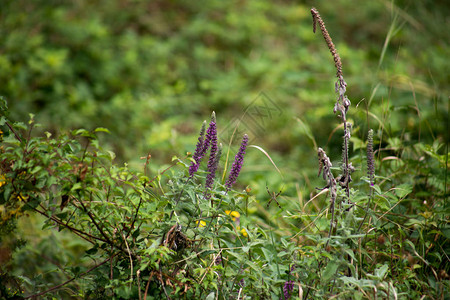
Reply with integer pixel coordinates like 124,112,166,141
189,113,248,202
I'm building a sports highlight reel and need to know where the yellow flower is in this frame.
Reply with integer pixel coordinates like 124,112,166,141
0,174,5,187
225,210,240,221
195,220,206,228
17,193,29,201
237,226,248,237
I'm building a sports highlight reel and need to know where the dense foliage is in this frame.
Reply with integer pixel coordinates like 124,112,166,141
0,0,448,299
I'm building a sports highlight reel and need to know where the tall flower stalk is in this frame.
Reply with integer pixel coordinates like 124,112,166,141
202,113,218,203
171,112,216,219
367,129,375,187
189,112,216,177
189,120,207,176
202,134,249,240
317,147,337,239
204,137,221,203
358,129,375,232
225,134,249,190
307,9,354,298
311,7,353,199
282,281,294,300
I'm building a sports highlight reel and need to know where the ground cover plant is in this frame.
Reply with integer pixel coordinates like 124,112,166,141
0,2,449,299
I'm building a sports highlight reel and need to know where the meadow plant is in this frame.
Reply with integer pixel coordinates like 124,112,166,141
311,7,354,241
204,141,221,202
282,280,294,300
311,7,354,199
366,128,375,186
189,112,216,177
225,134,249,190
203,113,218,200
305,7,386,298
188,120,206,176
1,5,448,299
299,7,447,299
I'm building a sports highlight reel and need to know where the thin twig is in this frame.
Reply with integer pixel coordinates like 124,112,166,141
32,206,100,244
5,121,22,142
126,196,143,239
77,194,122,251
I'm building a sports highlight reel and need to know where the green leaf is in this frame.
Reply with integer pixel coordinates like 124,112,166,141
322,260,339,281
72,129,88,136
71,182,83,192
94,127,110,133
393,184,412,198
441,228,450,240
375,264,388,279
405,218,423,227
132,228,140,239
261,247,273,263
344,249,356,261
106,150,116,160
227,250,244,262
354,291,363,300
186,189,196,204
0,97,8,112
2,184,12,202
372,184,382,195
86,246,98,255
350,136,366,151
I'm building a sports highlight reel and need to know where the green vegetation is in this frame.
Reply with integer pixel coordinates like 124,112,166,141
0,1,448,299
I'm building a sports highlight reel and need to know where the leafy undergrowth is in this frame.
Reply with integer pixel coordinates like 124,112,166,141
0,3,449,299
1,85,448,300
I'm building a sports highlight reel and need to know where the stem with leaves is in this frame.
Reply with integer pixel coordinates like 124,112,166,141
311,7,354,200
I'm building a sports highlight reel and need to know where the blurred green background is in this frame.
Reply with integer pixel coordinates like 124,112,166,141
0,0,448,198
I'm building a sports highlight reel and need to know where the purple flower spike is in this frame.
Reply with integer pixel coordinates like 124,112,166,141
367,129,375,186
204,128,219,200
189,120,207,176
198,113,216,158
282,281,294,300
225,134,248,189
189,112,216,176
239,279,245,287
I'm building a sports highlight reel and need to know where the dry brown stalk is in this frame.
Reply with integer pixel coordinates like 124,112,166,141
311,7,343,79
